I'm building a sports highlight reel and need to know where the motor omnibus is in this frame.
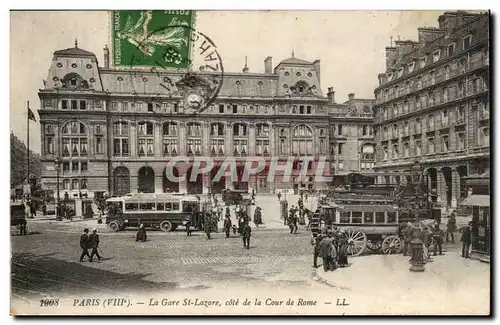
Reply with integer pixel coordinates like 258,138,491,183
105,193,202,232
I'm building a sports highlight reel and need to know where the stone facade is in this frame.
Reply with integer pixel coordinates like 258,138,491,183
373,11,490,211
38,46,376,198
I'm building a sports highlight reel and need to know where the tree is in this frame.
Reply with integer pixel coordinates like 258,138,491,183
10,132,42,189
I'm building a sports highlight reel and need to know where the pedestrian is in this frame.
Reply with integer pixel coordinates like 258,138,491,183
211,212,219,233
223,215,232,238
432,224,444,256
446,211,457,243
89,228,102,262
402,221,413,256
461,222,472,258
277,192,281,201
79,228,91,262
183,214,193,236
237,212,245,235
225,206,231,219
422,227,432,261
337,230,348,267
319,232,332,272
253,207,263,227
242,221,251,249
204,213,212,240
19,218,27,236
311,230,325,268
136,224,147,242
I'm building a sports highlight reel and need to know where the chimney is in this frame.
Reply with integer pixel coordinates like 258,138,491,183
242,56,249,73
103,44,109,68
385,47,397,70
264,56,272,74
327,87,335,104
394,40,418,56
348,93,355,101
438,11,482,32
418,28,446,46
313,59,321,80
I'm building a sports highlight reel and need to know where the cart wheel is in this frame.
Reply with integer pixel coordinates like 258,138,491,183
345,228,367,257
366,240,382,252
382,235,403,254
160,220,173,232
108,221,120,232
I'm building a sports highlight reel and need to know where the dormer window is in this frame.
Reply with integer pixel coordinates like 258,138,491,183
397,67,404,78
70,78,77,86
298,86,304,92
463,35,472,50
408,61,415,74
419,56,427,68
433,50,441,62
387,72,393,80
447,43,456,57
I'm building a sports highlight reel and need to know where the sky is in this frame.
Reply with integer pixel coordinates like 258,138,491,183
10,10,445,153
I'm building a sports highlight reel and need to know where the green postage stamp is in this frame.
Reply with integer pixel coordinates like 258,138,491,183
111,10,196,69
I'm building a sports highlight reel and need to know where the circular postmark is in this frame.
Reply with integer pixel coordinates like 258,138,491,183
126,22,224,114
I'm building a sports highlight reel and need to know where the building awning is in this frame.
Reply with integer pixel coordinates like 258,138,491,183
460,195,490,207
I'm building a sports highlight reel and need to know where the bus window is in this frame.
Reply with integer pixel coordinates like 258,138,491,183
363,212,374,223
140,203,155,210
156,203,165,211
387,212,397,223
165,203,172,211
125,203,138,211
173,203,180,211
339,211,350,223
375,212,385,223
352,212,362,224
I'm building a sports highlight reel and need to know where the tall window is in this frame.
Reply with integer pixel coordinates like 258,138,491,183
338,143,344,155
442,135,449,152
427,137,435,154
210,123,225,156
292,124,313,155
383,146,388,160
415,139,422,156
137,121,154,157
404,121,409,135
428,115,435,129
415,118,422,133
442,109,449,126
163,122,178,156
392,144,399,159
456,132,465,150
113,122,129,157
362,125,368,136
447,43,455,57
256,123,270,156
403,142,409,157
392,124,398,138
187,122,203,155
480,127,490,147
337,124,343,136
61,121,87,157
444,65,450,79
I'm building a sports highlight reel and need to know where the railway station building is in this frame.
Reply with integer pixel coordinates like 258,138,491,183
37,45,374,199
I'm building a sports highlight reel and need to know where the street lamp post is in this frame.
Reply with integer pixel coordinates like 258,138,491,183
54,157,62,221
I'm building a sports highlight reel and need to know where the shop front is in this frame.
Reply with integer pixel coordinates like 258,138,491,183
460,172,490,262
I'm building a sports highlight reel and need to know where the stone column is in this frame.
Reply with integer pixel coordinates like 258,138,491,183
130,121,137,158
269,122,275,156
155,170,163,193
451,167,460,208
226,122,233,157
130,170,138,193
248,122,256,155
437,169,447,208
178,122,186,156
203,121,210,156
154,121,161,157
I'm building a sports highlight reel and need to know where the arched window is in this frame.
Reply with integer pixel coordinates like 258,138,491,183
187,122,202,156
163,122,178,156
61,121,87,157
292,124,313,155
255,123,270,156
210,123,225,156
233,123,248,156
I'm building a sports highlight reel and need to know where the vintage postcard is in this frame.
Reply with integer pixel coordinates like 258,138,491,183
10,10,491,316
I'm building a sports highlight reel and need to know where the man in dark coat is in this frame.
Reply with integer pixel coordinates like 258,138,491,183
89,229,101,262
337,230,349,267
319,232,335,272
253,207,263,227
432,224,444,256
461,222,472,258
183,214,193,236
79,228,91,262
204,213,212,239
402,222,413,256
446,212,457,243
223,215,232,238
311,231,325,268
136,224,147,242
242,221,251,249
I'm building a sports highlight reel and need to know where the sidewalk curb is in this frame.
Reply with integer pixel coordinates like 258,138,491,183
312,267,351,291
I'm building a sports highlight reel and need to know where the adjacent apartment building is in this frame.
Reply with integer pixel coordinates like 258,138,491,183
373,11,490,210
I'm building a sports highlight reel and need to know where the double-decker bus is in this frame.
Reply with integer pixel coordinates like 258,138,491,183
105,193,202,232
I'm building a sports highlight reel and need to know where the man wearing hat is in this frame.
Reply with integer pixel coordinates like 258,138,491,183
319,231,336,272
79,228,91,262
136,224,147,242
461,222,472,258
89,228,101,262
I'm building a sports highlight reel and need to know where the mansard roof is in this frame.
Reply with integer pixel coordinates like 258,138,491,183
54,46,96,58
278,57,313,65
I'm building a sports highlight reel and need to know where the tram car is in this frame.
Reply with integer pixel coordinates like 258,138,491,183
105,193,202,232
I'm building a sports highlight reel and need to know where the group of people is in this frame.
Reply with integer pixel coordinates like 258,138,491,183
79,228,102,262
311,228,350,272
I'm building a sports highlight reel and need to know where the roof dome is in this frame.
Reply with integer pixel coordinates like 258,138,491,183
54,40,96,58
